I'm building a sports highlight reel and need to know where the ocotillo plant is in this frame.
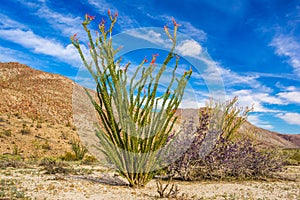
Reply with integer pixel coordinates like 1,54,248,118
71,12,192,187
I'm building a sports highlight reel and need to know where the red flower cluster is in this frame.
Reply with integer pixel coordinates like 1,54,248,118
85,13,95,21
72,33,78,42
108,9,118,18
172,17,181,27
150,54,159,65
100,18,106,26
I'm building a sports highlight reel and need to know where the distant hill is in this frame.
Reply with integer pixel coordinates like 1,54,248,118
175,109,300,149
0,62,299,158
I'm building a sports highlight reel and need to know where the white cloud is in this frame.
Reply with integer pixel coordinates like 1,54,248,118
276,112,300,126
180,22,207,41
179,98,205,109
87,0,138,29
153,15,207,42
247,115,274,130
127,29,167,45
0,29,87,67
176,39,202,57
0,14,27,29
35,6,84,37
275,82,297,91
229,90,282,112
270,34,300,76
17,0,85,39
277,91,300,104
0,46,29,63
87,0,116,14
16,0,43,9
218,68,271,90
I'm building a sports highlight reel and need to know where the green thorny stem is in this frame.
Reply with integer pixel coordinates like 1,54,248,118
71,13,192,187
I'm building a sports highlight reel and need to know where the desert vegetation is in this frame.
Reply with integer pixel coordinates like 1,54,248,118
71,12,192,187
167,98,284,181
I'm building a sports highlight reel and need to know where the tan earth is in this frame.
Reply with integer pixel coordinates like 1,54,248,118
0,165,299,200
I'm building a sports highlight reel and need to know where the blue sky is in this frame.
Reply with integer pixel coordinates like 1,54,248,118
1,0,300,134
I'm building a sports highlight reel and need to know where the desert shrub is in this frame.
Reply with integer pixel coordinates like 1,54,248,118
65,121,72,127
60,151,77,161
71,12,191,187
168,97,283,180
0,129,12,137
39,157,69,174
12,145,21,155
41,141,51,150
60,141,88,161
280,149,300,165
20,124,31,135
36,122,42,129
0,154,25,169
156,179,180,198
71,141,88,160
195,139,283,180
81,155,98,165
39,156,57,166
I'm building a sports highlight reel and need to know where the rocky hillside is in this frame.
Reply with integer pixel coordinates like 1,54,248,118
0,62,74,124
0,62,299,159
239,121,300,149
0,62,79,158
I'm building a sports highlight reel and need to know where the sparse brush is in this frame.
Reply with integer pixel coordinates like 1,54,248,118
12,145,21,155
41,141,51,150
280,149,300,165
71,13,191,187
71,141,88,160
0,154,25,169
168,97,283,181
39,157,69,174
36,122,42,128
20,124,31,135
1,129,11,137
156,179,180,198
60,151,77,161
81,155,98,165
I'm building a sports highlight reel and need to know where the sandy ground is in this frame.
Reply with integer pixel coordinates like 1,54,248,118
0,164,299,200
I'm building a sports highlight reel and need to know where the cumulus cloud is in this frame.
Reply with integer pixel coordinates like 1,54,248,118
276,112,300,126
176,39,202,57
